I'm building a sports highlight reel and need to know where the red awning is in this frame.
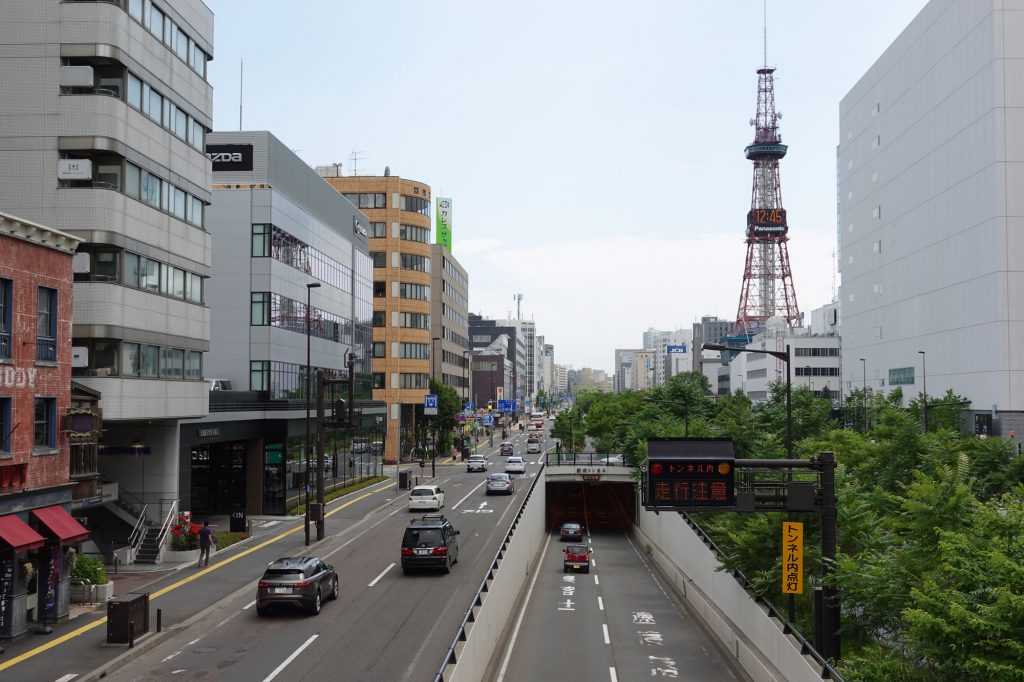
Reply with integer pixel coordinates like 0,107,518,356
0,514,47,552
31,505,90,544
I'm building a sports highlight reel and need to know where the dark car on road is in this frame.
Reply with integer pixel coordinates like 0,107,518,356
257,556,338,616
401,514,460,574
485,472,515,495
563,543,591,573
560,522,584,541
500,441,514,455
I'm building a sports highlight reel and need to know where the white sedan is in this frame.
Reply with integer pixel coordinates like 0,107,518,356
408,485,445,511
505,456,526,474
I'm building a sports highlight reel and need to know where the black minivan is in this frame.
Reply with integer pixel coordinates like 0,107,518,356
401,514,460,574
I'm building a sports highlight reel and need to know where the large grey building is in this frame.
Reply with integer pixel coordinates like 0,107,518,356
430,244,470,400
0,0,214,521
839,0,1024,429
187,130,379,515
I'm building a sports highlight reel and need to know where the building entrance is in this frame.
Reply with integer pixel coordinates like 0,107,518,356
190,442,246,514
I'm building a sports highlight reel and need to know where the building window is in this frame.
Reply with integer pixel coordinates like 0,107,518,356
372,342,386,358
373,281,386,298
372,311,386,328
252,224,271,257
370,222,386,238
34,397,56,450
400,343,431,359
399,195,430,216
342,193,386,209
400,254,430,273
398,312,430,329
185,350,202,380
251,292,270,325
399,224,430,243
160,347,184,378
399,283,429,300
371,252,386,268
0,278,10,359
372,373,385,389
399,373,431,389
889,367,915,386
250,361,269,391
36,286,57,361
0,398,10,452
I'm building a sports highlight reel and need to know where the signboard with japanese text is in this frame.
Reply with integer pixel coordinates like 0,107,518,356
782,521,804,594
424,394,438,416
436,198,452,251
643,438,735,510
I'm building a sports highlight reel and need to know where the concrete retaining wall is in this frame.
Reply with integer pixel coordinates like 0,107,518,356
441,470,546,682
633,508,828,682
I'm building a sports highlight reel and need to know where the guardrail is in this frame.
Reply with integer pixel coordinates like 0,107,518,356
544,452,629,467
434,461,546,681
126,503,148,564
680,513,844,680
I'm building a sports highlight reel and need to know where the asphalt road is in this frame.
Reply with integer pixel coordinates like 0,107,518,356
493,527,748,682
97,428,549,682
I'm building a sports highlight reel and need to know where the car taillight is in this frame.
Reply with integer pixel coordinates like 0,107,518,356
292,580,312,587
258,582,270,588
432,546,447,556
401,548,414,556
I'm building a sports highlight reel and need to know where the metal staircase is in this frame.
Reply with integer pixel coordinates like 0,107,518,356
134,527,162,564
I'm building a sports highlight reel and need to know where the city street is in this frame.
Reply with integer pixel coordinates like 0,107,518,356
0,429,546,682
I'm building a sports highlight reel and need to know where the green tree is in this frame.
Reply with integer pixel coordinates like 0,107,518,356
419,380,461,457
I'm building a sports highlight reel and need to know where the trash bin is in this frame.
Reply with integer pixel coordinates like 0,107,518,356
107,592,149,644
230,510,247,533
399,470,410,490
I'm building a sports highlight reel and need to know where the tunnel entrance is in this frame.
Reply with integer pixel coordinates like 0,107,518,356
546,481,635,532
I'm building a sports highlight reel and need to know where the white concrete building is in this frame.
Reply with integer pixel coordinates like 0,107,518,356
0,0,214,521
839,0,1024,427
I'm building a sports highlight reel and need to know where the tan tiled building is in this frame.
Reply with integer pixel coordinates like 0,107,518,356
320,170,433,463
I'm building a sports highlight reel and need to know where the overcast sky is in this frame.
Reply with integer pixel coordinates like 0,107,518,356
204,0,927,372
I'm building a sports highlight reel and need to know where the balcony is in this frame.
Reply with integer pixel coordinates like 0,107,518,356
37,337,57,362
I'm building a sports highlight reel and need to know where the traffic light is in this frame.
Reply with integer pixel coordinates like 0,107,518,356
487,401,493,410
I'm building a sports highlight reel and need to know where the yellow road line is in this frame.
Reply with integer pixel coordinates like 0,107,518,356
0,478,394,673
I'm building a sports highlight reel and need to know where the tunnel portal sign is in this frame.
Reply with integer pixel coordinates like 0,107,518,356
644,438,735,510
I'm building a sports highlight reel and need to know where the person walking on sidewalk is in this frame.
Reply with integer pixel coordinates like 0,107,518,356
197,521,216,567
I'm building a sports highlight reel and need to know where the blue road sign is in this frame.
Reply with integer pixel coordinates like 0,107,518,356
497,399,517,413
464,402,475,411
424,394,438,415
482,414,494,426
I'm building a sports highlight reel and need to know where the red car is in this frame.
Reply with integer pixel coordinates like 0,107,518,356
563,543,590,573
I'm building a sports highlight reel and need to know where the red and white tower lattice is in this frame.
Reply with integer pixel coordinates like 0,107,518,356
734,67,800,334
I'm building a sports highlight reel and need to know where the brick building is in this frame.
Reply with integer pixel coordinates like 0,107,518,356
0,211,91,638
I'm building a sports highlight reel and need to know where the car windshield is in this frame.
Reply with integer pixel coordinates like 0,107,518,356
566,544,588,554
489,474,508,481
403,528,443,547
263,568,303,578
563,523,581,530
508,457,523,463
410,488,436,496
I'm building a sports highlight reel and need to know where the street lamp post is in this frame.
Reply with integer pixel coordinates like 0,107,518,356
918,350,927,434
703,342,792,458
304,282,321,547
860,358,867,434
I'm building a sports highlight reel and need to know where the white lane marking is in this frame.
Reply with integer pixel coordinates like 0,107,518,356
496,534,552,682
261,520,280,528
262,633,319,682
603,623,610,644
54,675,78,682
591,558,597,568
368,562,395,587
598,596,604,611
171,671,186,675
162,651,182,662
594,575,600,585
451,479,488,509
609,667,618,682
187,638,201,646
215,614,235,628
243,599,257,610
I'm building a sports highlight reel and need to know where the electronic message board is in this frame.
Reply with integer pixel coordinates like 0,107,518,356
644,438,735,510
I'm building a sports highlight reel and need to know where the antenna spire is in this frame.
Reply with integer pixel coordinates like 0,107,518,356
763,0,767,68
239,58,243,130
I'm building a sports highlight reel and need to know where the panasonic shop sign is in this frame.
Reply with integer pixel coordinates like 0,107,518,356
205,144,253,171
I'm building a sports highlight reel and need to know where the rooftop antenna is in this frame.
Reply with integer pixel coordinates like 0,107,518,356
763,0,767,68
514,293,523,320
239,58,243,130
349,151,367,177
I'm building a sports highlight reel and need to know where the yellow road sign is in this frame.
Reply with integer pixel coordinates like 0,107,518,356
782,521,803,594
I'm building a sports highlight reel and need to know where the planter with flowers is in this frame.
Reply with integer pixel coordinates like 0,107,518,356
161,513,212,564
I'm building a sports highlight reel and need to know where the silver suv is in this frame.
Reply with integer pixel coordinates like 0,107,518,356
256,557,338,616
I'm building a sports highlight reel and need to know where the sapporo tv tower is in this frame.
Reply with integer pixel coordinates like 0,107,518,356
734,64,801,334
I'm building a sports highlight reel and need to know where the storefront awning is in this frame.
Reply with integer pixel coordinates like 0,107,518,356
0,514,47,552
31,505,89,544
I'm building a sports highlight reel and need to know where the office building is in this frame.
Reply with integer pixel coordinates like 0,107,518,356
430,244,470,399
613,349,643,392
191,131,379,515
319,169,433,463
839,0,1024,429
469,314,526,413
0,0,215,524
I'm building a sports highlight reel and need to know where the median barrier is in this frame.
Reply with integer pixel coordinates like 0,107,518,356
435,467,547,682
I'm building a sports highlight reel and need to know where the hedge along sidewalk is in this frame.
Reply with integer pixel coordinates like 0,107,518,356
291,476,388,516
